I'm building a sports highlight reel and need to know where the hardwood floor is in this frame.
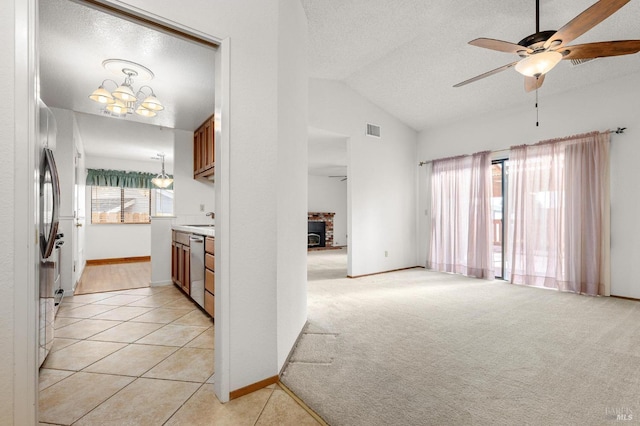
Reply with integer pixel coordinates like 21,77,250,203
75,261,151,295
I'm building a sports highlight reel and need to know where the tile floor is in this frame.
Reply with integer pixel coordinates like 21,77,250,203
39,284,322,425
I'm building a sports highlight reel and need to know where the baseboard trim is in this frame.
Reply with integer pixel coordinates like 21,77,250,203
86,256,151,265
279,321,309,377
307,246,345,252
278,381,329,426
611,295,640,302
348,266,421,279
150,280,173,287
229,375,279,400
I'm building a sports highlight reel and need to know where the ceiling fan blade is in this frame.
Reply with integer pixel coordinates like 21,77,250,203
524,74,545,93
559,40,640,59
544,0,631,49
453,61,519,88
469,38,531,55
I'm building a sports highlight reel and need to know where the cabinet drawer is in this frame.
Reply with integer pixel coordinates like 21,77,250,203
204,291,214,317
205,268,215,294
174,231,190,246
205,237,215,254
205,253,215,271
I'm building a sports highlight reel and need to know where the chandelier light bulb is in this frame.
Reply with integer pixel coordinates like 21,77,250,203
141,95,164,111
135,105,156,117
113,83,136,102
89,86,115,104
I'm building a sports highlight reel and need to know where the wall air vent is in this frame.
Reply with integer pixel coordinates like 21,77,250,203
570,58,598,67
366,123,381,138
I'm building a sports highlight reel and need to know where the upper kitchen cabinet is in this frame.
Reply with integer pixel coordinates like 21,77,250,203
194,114,215,178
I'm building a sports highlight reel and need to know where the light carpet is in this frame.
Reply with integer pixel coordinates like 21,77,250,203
282,249,640,425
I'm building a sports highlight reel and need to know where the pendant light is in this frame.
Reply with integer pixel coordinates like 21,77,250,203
152,154,173,189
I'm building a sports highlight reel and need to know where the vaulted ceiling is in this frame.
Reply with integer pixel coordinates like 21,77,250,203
38,1,640,169
301,0,640,131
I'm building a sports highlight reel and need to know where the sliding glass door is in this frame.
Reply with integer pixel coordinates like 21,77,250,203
491,159,508,278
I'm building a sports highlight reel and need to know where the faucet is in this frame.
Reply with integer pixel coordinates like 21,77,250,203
206,212,215,219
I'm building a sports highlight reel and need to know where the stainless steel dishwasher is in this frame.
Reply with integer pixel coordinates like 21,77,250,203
189,235,205,308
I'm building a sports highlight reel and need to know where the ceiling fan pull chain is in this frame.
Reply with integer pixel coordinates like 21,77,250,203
535,80,539,127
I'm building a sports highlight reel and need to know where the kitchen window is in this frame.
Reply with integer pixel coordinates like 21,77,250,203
91,186,173,223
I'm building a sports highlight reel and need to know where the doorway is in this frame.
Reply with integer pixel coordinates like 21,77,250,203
29,1,228,416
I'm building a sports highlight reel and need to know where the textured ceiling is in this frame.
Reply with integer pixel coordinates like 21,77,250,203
38,0,215,162
38,1,640,169
302,0,640,131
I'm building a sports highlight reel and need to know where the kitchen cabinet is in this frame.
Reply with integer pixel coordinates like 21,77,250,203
194,114,215,178
171,231,190,294
204,236,215,317
171,230,215,320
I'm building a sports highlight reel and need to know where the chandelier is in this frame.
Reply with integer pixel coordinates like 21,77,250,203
152,153,173,188
89,59,164,118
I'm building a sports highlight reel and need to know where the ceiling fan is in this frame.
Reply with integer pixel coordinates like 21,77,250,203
454,0,640,92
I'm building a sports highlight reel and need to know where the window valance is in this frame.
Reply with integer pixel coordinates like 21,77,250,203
86,168,174,190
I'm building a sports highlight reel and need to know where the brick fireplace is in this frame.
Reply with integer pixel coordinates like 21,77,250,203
308,212,335,249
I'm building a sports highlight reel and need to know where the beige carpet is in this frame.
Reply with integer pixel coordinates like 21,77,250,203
282,249,640,425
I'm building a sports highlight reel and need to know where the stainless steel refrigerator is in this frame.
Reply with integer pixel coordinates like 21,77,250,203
38,101,64,367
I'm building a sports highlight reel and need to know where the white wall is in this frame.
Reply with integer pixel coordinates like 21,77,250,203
276,0,308,370
417,71,640,298
118,0,309,399
1,1,17,420
309,78,418,276
5,0,39,422
173,128,215,220
308,175,347,246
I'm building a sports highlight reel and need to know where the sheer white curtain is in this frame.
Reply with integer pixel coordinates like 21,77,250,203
505,132,610,296
428,152,494,279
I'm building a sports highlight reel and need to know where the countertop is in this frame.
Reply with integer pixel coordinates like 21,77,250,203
172,224,215,237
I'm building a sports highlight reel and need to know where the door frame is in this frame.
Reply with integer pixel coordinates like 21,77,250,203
14,2,230,421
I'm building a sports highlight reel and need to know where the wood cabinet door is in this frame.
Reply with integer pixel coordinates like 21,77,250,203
183,246,190,293
193,131,201,174
205,117,214,169
171,242,177,283
204,291,214,317
205,268,215,294
176,244,183,287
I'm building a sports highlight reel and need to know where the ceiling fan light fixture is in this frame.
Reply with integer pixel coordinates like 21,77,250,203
515,50,562,77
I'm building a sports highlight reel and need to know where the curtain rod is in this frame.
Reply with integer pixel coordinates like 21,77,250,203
418,127,626,166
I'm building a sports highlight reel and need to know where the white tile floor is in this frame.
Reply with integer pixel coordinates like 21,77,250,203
39,283,322,425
